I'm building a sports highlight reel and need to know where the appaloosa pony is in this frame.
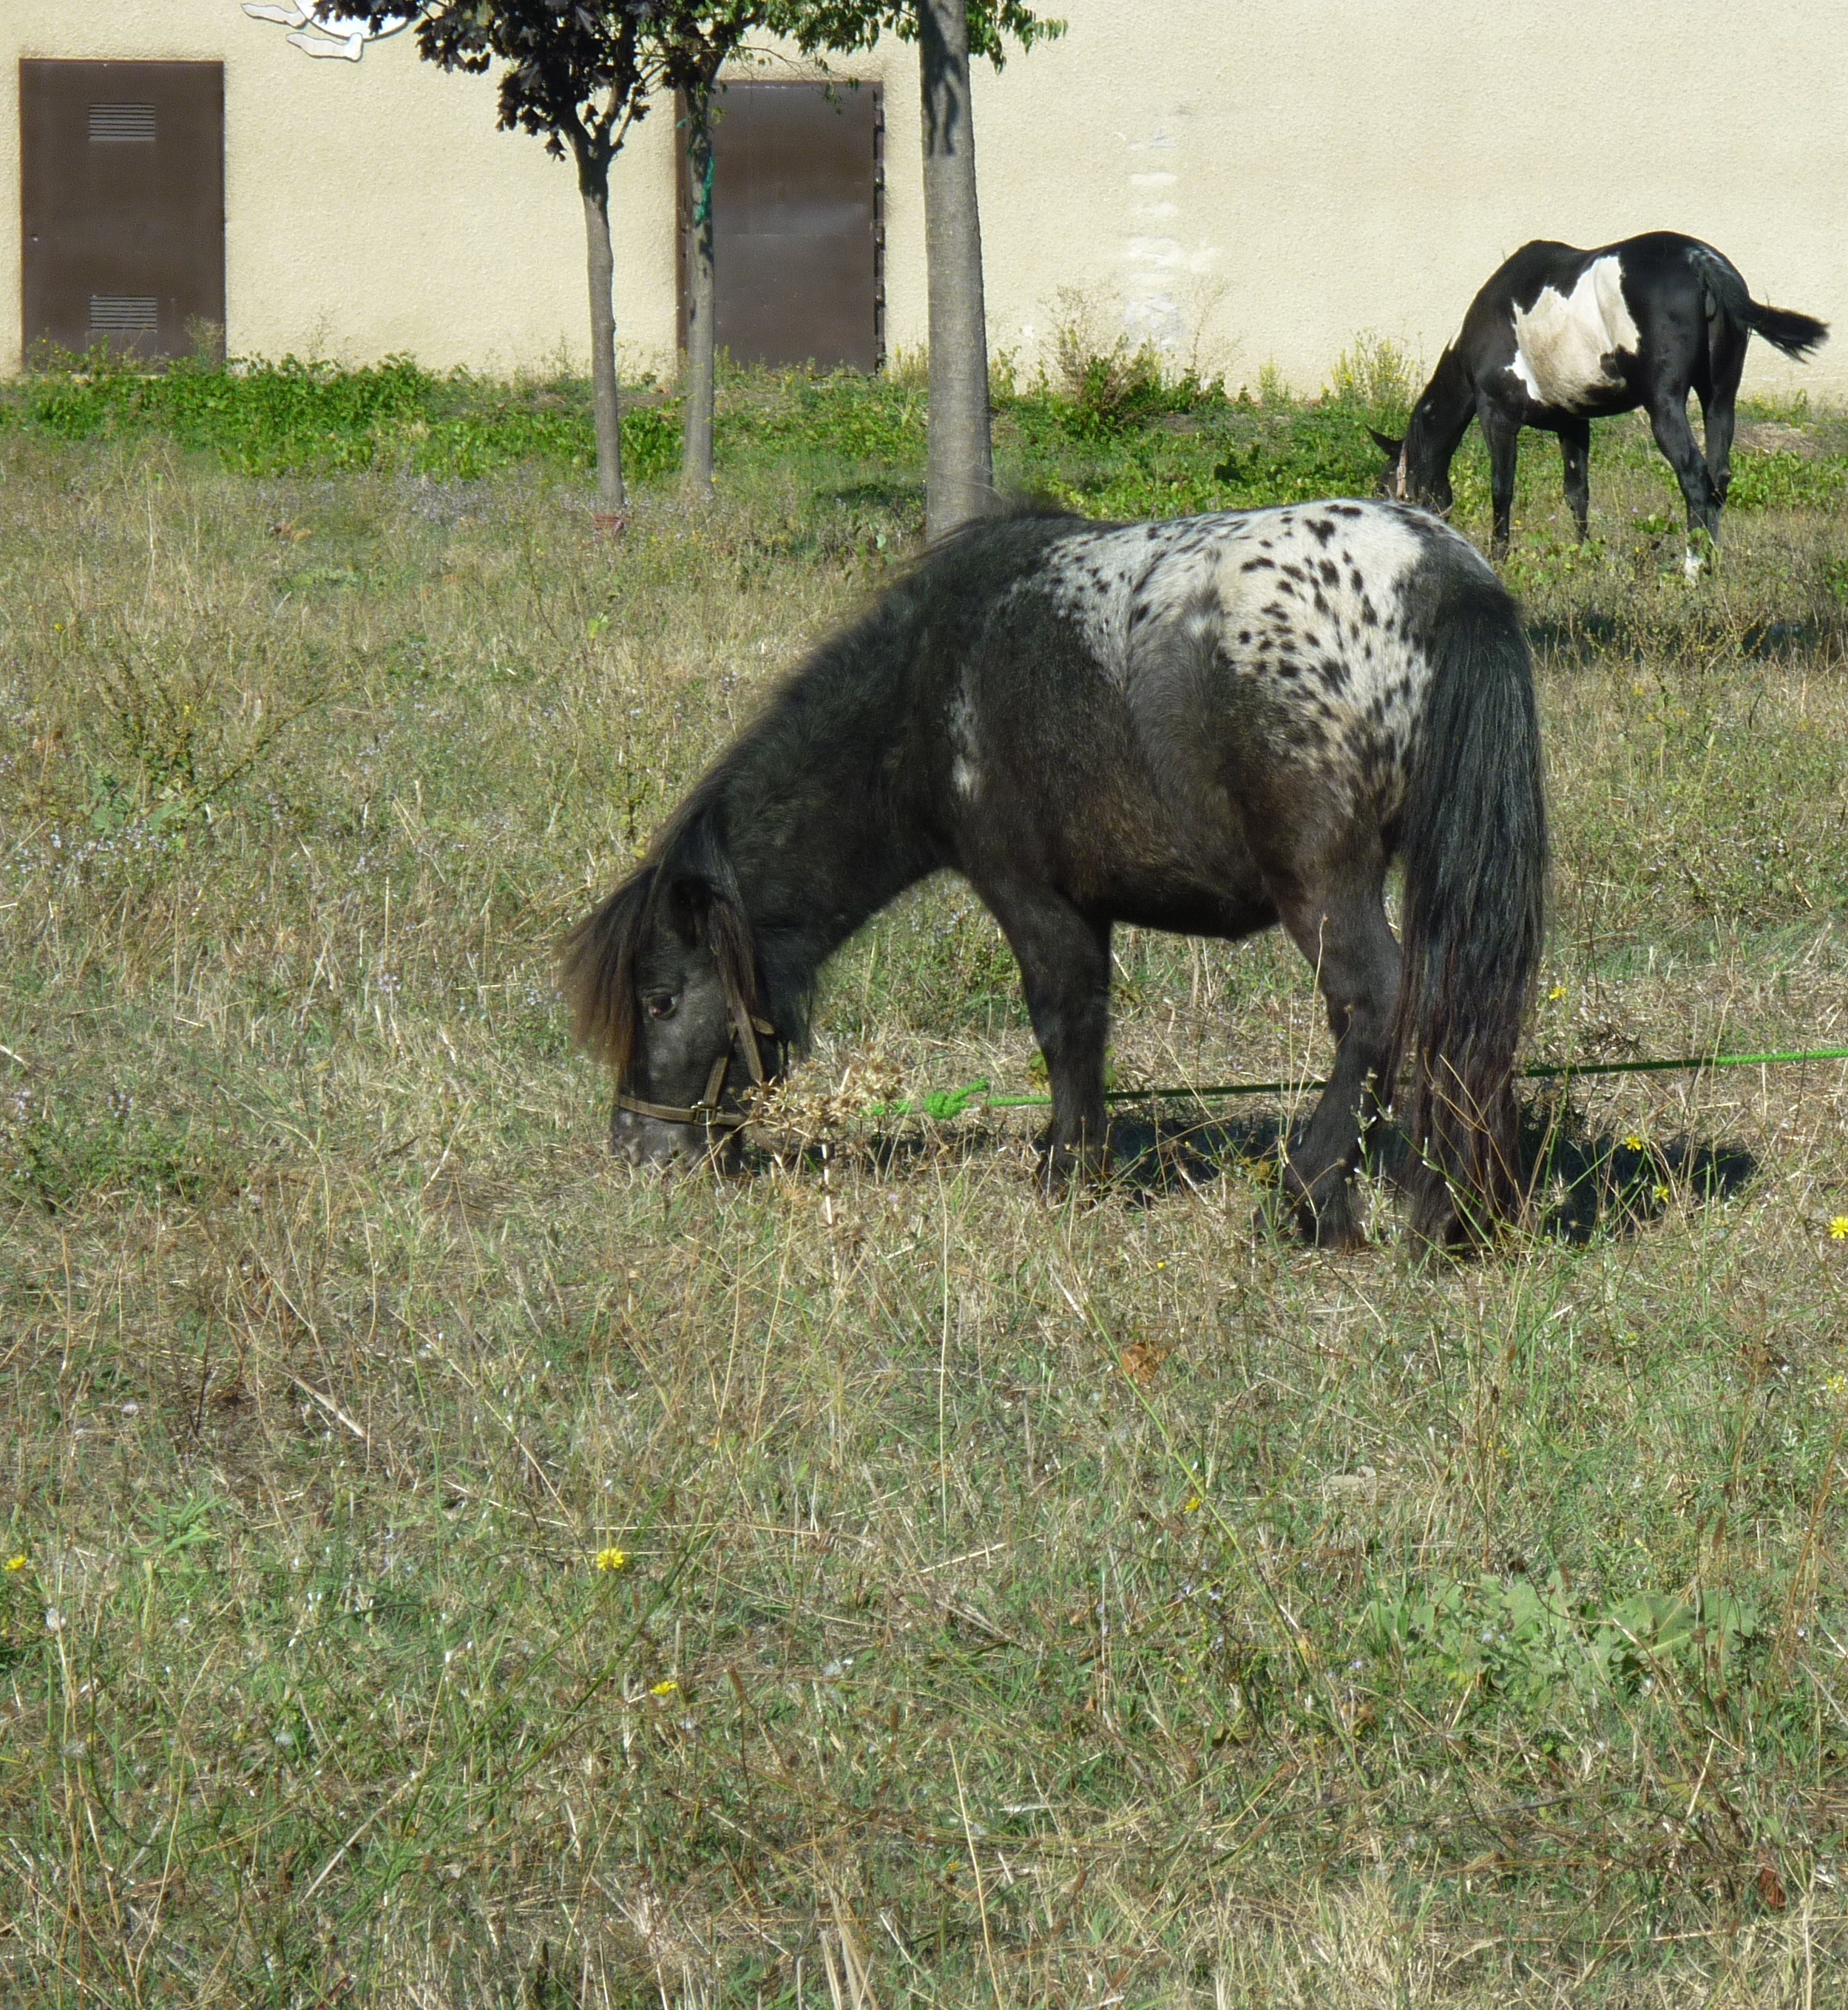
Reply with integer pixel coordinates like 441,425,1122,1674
564,503,1547,1248
1373,232,1827,566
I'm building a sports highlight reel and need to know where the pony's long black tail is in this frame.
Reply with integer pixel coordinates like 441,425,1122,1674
1690,245,1830,362
1390,555,1547,1245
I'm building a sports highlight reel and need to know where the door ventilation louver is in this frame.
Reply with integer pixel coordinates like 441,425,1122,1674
89,296,160,334
89,103,157,143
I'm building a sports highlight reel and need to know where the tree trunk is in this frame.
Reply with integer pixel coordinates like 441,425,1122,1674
916,0,993,541
580,158,626,518
681,89,717,505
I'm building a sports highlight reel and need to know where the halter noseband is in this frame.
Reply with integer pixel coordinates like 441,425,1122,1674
613,985,779,1136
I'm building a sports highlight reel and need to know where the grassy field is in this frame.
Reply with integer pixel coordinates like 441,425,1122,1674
6,359,1848,2006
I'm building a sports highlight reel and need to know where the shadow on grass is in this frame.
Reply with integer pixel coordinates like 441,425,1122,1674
1102,1093,1756,1242
748,1093,1756,1243
1527,609,1847,665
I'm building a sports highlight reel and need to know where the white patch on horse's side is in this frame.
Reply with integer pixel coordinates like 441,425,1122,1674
1507,255,1639,410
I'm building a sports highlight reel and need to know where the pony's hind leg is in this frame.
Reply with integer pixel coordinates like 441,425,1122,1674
1270,875,1401,1247
981,882,1113,1188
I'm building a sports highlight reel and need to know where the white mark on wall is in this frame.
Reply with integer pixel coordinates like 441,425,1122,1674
1114,116,1231,359
242,3,414,62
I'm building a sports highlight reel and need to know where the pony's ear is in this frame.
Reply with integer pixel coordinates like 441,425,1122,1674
662,871,714,947
1368,427,1404,459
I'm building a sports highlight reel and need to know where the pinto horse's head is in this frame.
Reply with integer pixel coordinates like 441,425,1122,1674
1370,423,1455,518
562,811,782,1168
1369,427,1409,501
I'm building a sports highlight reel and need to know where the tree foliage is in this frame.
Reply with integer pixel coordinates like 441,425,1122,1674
342,3,655,190
780,0,1060,64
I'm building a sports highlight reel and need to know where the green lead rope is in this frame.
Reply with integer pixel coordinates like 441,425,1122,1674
870,1046,1848,1121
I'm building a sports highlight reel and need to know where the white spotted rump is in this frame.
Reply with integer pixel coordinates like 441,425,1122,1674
1039,501,1477,795
1507,254,1639,410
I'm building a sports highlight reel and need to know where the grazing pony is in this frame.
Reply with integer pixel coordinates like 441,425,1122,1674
564,504,1546,1248
1372,232,1827,566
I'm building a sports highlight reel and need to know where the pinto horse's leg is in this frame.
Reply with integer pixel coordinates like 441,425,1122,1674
1645,386,1722,570
1700,393,1736,508
981,883,1113,1187
1478,403,1521,558
1270,874,1401,1248
1701,329,1747,512
1558,419,1591,542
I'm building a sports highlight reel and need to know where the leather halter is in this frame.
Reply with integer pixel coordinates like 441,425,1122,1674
613,984,778,1135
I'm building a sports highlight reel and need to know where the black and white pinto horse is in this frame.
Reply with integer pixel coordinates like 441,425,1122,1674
565,504,1546,1248
1373,232,1827,569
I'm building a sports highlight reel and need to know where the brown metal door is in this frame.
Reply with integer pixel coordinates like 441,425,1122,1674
688,81,882,373
21,61,226,362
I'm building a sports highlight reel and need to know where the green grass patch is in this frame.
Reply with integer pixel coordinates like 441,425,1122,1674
24,348,1846,531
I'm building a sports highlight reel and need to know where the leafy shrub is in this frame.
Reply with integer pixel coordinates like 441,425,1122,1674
1727,450,1848,512
1324,331,1421,430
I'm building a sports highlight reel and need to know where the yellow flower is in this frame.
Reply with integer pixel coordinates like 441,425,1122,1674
1623,1134,1645,1153
1184,1495,1202,1513
1547,984,1568,1002
593,1547,629,1573
1830,1217,1848,1242
1826,1372,1848,1399
2,1555,24,1574
650,1678,678,1696
1654,1184,1671,1204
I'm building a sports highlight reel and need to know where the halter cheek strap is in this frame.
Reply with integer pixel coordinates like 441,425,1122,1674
613,1004,779,1134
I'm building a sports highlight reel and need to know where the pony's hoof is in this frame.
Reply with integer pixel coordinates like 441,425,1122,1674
1292,1194,1366,1251
1250,1193,1363,1251
1302,1211,1366,1252
1036,1144,1109,1197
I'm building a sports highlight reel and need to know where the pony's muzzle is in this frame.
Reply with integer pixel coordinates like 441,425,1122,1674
610,1103,739,1171
611,1103,696,1167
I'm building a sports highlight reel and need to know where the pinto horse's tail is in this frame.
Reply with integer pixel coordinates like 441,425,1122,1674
1390,554,1547,1245
1689,245,1830,362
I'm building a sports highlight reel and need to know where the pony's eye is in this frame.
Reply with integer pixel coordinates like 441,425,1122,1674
645,991,679,1020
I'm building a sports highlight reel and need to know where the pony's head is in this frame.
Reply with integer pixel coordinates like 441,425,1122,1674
561,810,782,1167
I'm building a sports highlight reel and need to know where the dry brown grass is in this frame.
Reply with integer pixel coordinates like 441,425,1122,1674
4,427,1848,2006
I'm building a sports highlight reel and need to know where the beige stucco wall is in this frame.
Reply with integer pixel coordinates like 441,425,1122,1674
4,1,1848,401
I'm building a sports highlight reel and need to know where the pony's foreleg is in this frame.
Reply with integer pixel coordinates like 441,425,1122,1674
1558,420,1591,541
1273,883,1401,1248
1645,386,1722,569
983,884,1113,1187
